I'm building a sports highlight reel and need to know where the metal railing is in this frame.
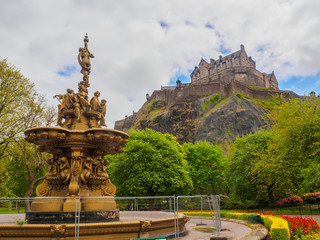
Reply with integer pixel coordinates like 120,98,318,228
0,196,78,239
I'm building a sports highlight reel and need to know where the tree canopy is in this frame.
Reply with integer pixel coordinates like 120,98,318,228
227,95,320,206
183,140,223,195
0,58,35,156
107,129,193,196
227,131,276,204
0,58,55,198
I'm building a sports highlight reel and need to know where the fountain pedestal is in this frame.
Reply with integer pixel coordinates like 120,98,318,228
24,127,127,223
24,35,128,224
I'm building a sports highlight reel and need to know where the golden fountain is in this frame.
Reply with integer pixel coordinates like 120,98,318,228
0,35,189,240
24,34,128,223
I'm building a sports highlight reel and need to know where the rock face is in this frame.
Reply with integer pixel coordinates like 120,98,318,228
195,96,268,144
115,94,269,144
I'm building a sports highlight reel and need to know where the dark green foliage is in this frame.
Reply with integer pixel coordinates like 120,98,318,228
248,214,262,224
183,141,224,194
107,129,193,196
227,131,276,204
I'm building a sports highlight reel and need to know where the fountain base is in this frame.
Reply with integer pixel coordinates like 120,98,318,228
26,210,119,224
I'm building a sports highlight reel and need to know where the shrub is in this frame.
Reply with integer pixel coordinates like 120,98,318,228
302,192,320,204
261,215,290,240
276,195,303,207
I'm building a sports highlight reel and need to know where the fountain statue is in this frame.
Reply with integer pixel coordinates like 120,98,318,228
0,35,189,239
24,34,128,223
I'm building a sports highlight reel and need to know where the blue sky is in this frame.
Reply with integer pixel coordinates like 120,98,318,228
1,0,320,127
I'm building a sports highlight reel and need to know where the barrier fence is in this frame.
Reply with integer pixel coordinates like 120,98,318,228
0,195,221,240
0,196,79,239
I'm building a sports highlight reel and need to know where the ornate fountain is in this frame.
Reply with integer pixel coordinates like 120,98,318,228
24,34,128,223
0,35,190,239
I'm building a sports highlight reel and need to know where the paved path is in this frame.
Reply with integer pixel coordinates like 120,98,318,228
180,217,252,240
0,213,25,224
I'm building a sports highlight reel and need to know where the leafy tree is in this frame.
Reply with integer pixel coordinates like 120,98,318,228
0,58,35,157
183,141,223,194
266,96,320,194
227,131,277,205
0,58,55,201
227,95,320,206
107,129,193,196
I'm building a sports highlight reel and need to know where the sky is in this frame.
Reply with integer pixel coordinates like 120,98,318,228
1,0,320,128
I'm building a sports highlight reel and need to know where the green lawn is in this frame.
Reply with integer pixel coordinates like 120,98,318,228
0,207,25,214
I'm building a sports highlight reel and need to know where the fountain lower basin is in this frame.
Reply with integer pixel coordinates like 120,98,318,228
0,211,189,240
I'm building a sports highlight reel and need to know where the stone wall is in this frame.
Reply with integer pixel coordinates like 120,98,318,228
114,79,299,130
146,79,298,106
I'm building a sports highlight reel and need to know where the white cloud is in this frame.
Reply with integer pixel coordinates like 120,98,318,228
1,0,320,127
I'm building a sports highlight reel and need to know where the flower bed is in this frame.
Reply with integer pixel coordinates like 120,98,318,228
259,212,320,239
183,210,320,239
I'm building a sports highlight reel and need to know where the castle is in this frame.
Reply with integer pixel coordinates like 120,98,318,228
115,45,298,130
191,44,278,90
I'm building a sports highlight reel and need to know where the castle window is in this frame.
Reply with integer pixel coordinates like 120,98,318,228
218,74,221,78
214,64,217,69
226,59,228,66
220,62,222,67
232,57,234,63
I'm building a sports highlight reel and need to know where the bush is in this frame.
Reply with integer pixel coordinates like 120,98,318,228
276,195,303,207
220,211,251,221
261,215,290,240
248,214,262,224
302,192,320,204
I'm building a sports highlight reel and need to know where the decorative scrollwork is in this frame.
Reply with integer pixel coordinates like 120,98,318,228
140,221,151,233
50,224,66,238
36,180,50,197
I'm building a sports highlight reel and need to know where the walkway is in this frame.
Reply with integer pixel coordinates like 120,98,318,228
180,217,253,240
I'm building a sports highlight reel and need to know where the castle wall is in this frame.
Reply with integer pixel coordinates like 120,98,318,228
114,79,299,130
145,79,298,106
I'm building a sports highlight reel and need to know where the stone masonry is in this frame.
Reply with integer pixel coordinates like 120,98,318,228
115,45,298,130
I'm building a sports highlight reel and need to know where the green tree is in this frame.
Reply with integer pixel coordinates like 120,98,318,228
0,58,55,200
266,95,320,194
0,58,37,156
227,95,320,206
227,131,276,205
107,129,193,196
183,141,223,194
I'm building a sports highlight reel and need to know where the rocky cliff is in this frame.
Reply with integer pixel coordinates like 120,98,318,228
115,94,270,144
